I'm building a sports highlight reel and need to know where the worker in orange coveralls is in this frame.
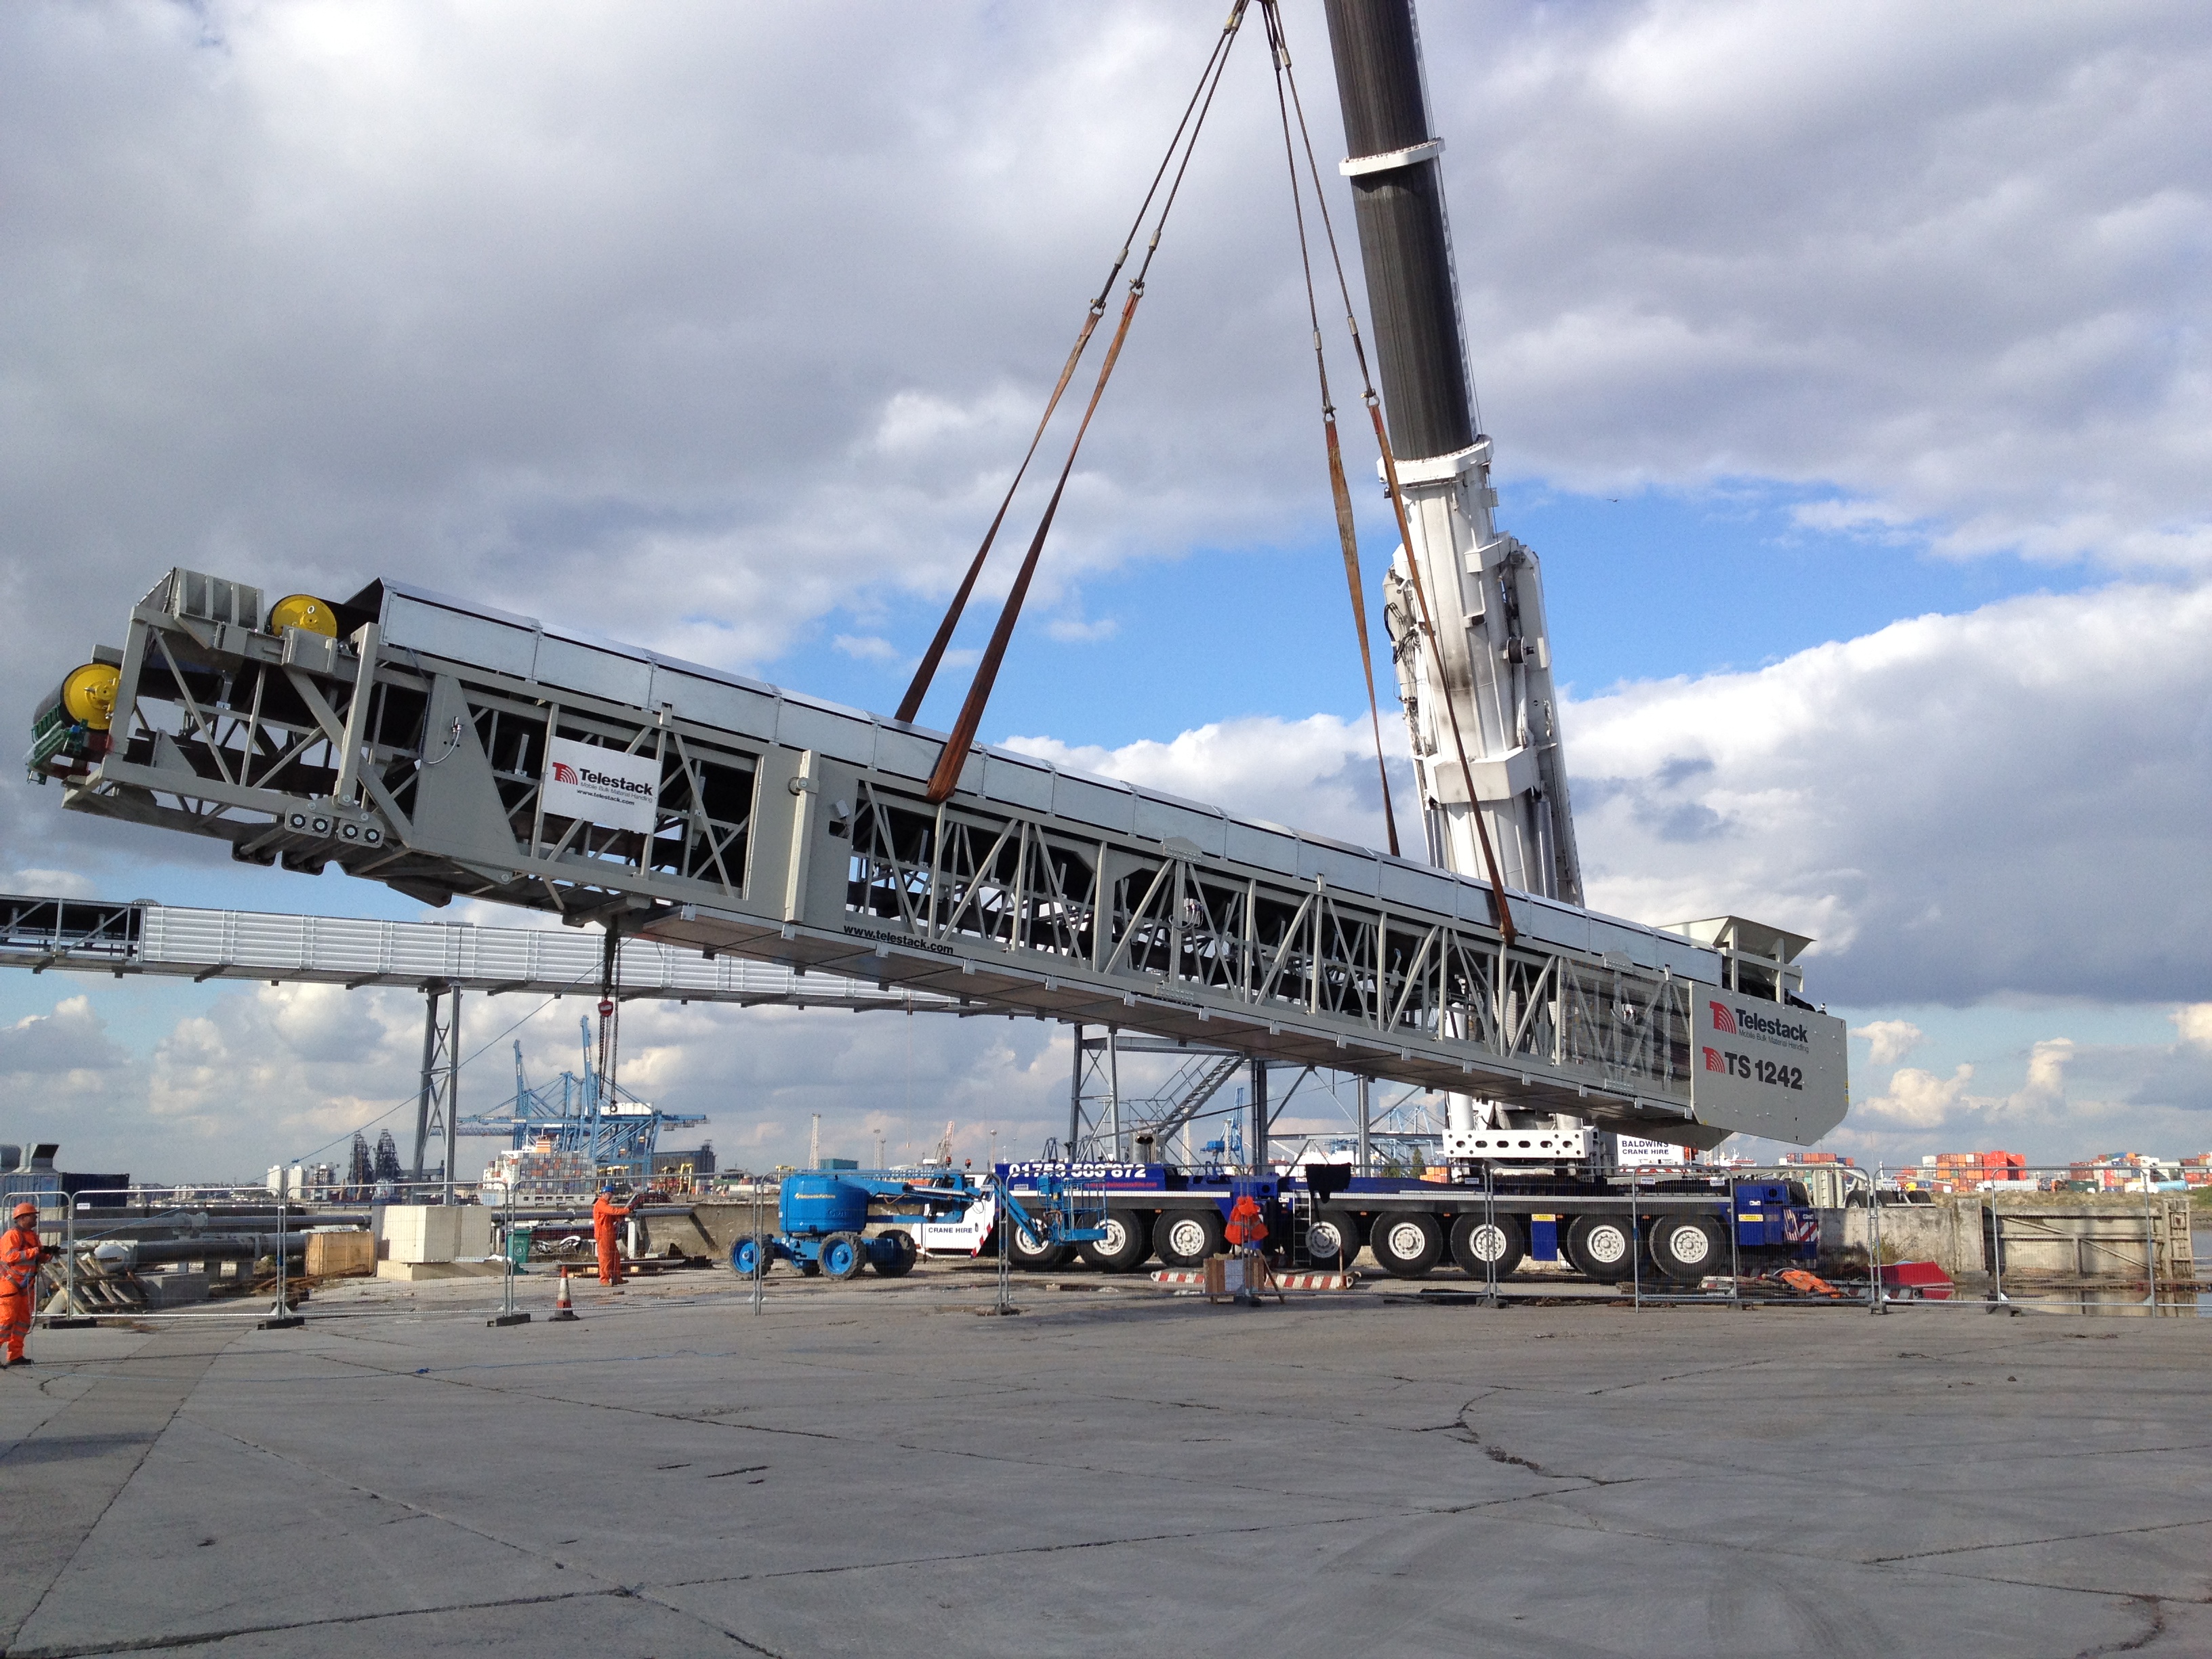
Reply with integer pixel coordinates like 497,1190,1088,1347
2,1200,54,1368
592,1185,637,1286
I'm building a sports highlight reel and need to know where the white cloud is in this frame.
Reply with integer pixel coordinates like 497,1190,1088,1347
0,994,132,1086
2171,1003,2212,1049
1851,1037,2073,1134
9,868,98,899
1853,1020,1925,1067
1565,580,2212,1005
1425,1,2212,570
833,634,901,663
1004,712,1407,848
1855,1063,1975,1130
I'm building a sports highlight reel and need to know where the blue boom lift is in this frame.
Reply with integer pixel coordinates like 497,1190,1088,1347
731,1168,1105,1282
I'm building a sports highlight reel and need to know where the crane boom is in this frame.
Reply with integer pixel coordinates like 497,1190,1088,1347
1322,0,1582,905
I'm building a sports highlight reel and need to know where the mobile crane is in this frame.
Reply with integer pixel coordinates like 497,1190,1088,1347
25,1,1849,1223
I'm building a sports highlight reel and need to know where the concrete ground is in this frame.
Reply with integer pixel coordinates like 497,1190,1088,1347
1,1262,2207,1658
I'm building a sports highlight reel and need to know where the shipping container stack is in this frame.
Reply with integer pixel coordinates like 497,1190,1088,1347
1921,1149,2027,1193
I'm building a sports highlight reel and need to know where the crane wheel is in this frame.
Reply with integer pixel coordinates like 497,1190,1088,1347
1370,1212,1443,1277
819,1232,866,1281
1078,1210,1152,1273
1007,1226,1068,1272
1153,1208,1225,1268
1306,1208,1363,1269
1566,1216,1637,1283
1449,1213,1526,1279
1650,1216,1722,1283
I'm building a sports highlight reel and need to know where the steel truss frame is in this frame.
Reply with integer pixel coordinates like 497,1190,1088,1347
844,782,1694,1106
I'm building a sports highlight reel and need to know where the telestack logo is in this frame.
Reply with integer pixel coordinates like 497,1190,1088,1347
1702,996,1812,1094
552,760,651,798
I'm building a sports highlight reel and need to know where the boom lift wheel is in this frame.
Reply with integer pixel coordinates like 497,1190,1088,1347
1566,1216,1637,1283
1307,1207,1363,1269
1153,1208,1225,1269
729,1236,774,1279
1007,1224,1069,1272
1370,1212,1443,1278
1078,1210,1152,1273
819,1231,867,1282
1650,1216,1721,1283
872,1229,918,1277
1448,1213,1525,1279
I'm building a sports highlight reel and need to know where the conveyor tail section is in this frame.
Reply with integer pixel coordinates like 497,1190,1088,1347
45,567,1846,1146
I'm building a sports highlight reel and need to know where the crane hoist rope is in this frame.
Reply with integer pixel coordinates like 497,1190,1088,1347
922,0,1252,805
1261,0,1517,945
894,7,1248,729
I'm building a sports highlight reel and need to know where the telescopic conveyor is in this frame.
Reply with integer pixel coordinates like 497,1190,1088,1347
36,569,1847,1149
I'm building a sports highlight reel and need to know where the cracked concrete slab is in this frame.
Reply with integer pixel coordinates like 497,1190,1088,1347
0,1324,234,1651
1,1268,2206,1658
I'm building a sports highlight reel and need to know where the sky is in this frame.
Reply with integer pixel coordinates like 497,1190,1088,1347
1,0,2207,1182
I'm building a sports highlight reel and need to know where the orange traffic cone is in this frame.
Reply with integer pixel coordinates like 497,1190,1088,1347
550,1266,578,1322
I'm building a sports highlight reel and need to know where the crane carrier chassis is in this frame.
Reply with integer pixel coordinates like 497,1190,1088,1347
954,1162,1818,1286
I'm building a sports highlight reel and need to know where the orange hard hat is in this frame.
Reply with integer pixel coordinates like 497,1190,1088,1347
10,1201,36,1221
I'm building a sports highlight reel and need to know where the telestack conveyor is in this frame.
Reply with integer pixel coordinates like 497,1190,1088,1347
28,565,1846,1151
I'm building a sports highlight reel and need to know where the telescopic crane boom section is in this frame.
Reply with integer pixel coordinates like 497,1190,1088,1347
1322,0,1584,907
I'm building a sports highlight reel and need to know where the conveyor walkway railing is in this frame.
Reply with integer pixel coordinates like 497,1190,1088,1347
0,890,952,1012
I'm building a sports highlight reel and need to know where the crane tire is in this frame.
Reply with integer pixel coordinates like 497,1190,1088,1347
1370,1212,1443,1278
1448,1213,1527,1279
1306,1208,1363,1269
1007,1225,1069,1272
1078,1210,1152,1273
1566,1215,1637,1283
1153,1208,1225,1268
1650,1216,1721,1283
819,1231,867,1282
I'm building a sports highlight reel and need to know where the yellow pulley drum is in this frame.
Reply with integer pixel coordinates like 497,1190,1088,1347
268,594,338,637
60,663,121,731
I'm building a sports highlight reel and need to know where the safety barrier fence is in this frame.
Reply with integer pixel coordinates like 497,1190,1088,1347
1836,1162,2205,1319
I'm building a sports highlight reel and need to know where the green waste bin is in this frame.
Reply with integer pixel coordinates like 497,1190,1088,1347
504,1223,533,1271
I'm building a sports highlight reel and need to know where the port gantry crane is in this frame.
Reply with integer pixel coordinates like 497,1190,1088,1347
24,1,1848,1160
